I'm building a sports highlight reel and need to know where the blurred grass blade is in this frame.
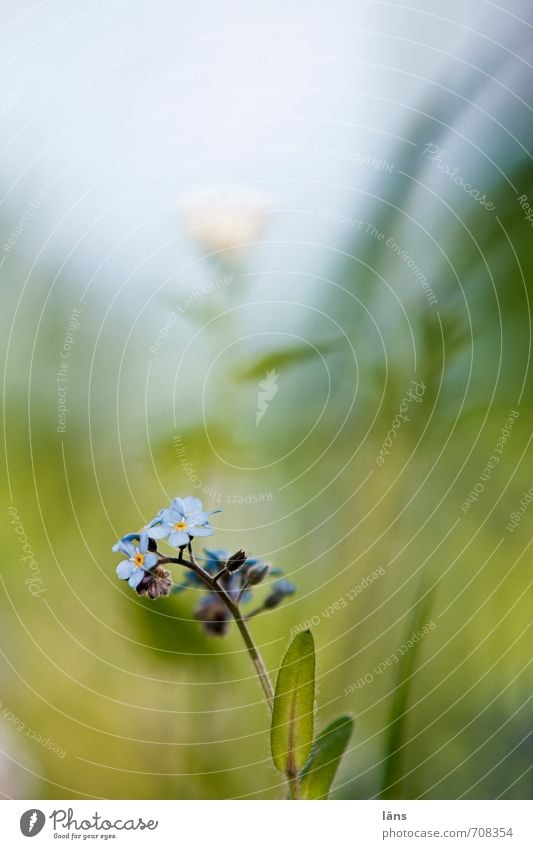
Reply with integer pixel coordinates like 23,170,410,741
380,580,436,799
300,715,354,799
235,340,340,381
271,630,315,775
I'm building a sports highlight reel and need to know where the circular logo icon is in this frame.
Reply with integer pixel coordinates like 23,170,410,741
20,809,46,837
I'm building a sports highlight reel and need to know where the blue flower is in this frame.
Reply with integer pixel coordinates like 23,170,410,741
194,593,231,636
114,533,158,589
264,579,296,609
172,548,229,594
175,548,278,598
112,531,143,552
142,514,170,541
203,548,230,574
197,549,269,583
147,496,216,548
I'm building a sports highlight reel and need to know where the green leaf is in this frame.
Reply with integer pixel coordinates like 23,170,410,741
235,340,340,381
300,715,354,799
380,578,436,799
271,630,316,775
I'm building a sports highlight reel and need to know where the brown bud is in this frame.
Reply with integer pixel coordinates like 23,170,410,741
264,579,296,609
194,594,231,636
136,566,172,599
226,549,247,573
245,562,270,586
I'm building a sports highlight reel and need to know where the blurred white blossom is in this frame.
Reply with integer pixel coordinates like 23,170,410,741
180,187,271,260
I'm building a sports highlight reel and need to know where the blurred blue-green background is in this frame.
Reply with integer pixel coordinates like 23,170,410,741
0,0,531,800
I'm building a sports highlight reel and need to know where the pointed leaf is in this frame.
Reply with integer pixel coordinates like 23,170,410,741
271,630,315,775
300,715,354,799
380,579,436,799
235,341,340,381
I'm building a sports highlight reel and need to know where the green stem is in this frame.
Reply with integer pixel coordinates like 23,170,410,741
169,548,275,710
163,545,304,800
244,603,266,620
287,772,301,800
212,566,227,584
224,596,274,708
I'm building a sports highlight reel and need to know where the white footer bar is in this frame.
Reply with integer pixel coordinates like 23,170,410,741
1,800,531,848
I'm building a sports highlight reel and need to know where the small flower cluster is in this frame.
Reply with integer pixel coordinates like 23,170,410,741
178,547,294,636
145,496,217,547
112,496,295,634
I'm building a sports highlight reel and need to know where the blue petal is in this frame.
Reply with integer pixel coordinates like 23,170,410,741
161,508,181,524
118,540,137,558
182,571,204,587
187,510,209,525
139,532,149,554
173,570,204,592
170,497,187,516
116,561,133,579
202,548,228,571
189,525,213,538
183,496,204,513
245,557,260,567
128,569,145,588
112,534,141,554
144,552,158,570
168,530,189,548
276,579,296,596
146,523,169,540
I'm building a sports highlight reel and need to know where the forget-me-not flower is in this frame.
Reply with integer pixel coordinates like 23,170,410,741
115,533,158,589
148,496,216,548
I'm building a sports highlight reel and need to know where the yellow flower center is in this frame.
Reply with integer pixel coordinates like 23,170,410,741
174,521,187,532
133,552,145,568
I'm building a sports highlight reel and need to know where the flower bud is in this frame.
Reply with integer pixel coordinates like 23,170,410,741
135,566,172,599
194,594,231,636
226,549,247,573
245,562,270,586
263,579,296,609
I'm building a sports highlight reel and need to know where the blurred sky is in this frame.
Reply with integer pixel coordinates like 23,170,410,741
1,0,532,802
1,0,531,303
